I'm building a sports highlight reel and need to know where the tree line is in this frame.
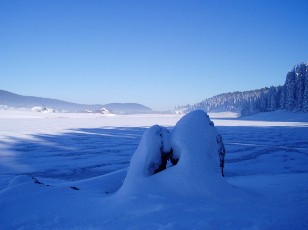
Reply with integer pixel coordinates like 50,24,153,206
177,62,308,116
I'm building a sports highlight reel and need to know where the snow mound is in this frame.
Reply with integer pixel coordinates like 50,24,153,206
118,110,229,197
124,125,172,179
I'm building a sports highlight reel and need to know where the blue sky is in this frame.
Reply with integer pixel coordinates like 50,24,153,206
1,0,307,111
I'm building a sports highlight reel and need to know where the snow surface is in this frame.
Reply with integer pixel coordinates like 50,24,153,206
0,109,308,229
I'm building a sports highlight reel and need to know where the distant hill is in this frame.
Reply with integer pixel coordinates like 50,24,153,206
177,62,308,116
0,90,152,114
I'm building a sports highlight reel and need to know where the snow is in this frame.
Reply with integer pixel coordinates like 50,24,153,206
124,125,171,177
208,111,240,118
0,108,308,229
239,109,308,122
170,110,221,174
31,106,54,113
119,110,227,197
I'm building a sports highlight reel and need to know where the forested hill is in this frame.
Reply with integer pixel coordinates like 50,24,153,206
178,62,308,116
242,62,308,116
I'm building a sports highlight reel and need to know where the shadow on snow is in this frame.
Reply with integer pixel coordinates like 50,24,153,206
217,126,308,176
1,125,308,180
0,127,146,181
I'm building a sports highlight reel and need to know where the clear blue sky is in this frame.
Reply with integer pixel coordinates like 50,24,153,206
1,0,307,111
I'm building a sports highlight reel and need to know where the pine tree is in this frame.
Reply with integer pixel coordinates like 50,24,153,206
276,86,283,109
279,86,286,109
295,63,306,110
303,65,308,112
285,69,296,111
268,86,277,111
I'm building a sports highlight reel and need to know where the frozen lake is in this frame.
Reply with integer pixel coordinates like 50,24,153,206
0,110,308,229
1,110,307,181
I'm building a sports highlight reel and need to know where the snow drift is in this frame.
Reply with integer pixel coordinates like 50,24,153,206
118,110,229,197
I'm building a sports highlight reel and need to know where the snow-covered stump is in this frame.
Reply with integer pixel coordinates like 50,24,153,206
118,110,229,197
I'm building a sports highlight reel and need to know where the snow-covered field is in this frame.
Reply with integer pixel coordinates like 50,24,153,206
0,109,307,229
